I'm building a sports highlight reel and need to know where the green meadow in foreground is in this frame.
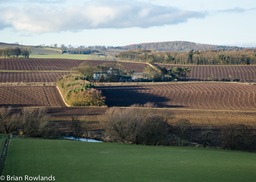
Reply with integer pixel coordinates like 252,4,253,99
3,138,256,182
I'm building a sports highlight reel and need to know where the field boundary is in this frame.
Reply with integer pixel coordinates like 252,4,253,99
112,106,256,113
0,137,10,175
0,70,75,73
0,82,56,86
56,86,70,107
95,81,255,86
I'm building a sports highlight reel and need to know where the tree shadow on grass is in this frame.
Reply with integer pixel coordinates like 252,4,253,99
97,85,186,108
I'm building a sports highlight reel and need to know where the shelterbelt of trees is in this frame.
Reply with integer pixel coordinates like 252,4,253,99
0,47,30,58
116,49,256,65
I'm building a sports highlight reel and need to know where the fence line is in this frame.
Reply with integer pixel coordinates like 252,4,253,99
0,137,10,175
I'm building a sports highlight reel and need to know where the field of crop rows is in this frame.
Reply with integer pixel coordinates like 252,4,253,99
98,82,256,110
0,86,65,107
0,58,85,70
0,72,70,82
160,64,256,82
0,58,147,72
2,58,255,82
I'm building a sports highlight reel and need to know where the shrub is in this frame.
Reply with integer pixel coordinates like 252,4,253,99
221,124,256,151
136,115,170,145
174,119,192,146
20,108,50,137
105,108,170,145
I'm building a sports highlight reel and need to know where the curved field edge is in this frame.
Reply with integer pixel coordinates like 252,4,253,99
3,138,256,182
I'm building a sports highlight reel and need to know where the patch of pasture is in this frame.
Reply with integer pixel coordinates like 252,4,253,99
2,138,256,182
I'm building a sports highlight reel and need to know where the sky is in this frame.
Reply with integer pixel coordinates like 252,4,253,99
0,0,256,47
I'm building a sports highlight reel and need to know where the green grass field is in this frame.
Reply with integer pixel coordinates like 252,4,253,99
3,138,256,182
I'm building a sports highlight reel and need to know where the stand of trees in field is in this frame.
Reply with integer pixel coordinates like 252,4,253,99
76,62,191,82
143,64,191,81
117,49,256,65
57,74,105,106
0,47,30,58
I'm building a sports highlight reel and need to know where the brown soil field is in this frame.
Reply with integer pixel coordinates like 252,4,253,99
0,58,255,129
0,58,147,72
0,72,70,82
0,58,84,70
159,64,256,82
1,58,255,82
188,65,256,82
97,82,256,111
0,86,65,107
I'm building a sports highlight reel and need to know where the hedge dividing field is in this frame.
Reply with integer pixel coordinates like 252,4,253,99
3,138,256,182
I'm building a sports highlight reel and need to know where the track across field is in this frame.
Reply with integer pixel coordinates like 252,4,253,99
0,86,65,107
97,82,256,110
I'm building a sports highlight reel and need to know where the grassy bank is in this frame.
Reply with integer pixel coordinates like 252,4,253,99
3,138,256,182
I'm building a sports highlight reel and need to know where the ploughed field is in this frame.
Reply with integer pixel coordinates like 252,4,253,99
188,65,256,82
160,64,256,82
1,58,256,82
98,82,256,111
0,58,84,70
0,58,256,111
0,86,65,107
0,58,147,72
0,72,71,82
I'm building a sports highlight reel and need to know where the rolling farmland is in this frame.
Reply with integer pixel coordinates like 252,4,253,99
0,57,255,126
188,65,256,82
0,72,70,82
0,58,147,72
159,64,256,82
98,82,256,110
0,86,65,107
0,58,84,70
1,58,255,82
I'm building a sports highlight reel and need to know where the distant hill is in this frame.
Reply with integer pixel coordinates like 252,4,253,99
0,42,20,48
0,42,61,55
123,41,243,52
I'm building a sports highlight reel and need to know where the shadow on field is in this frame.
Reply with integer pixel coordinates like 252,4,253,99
97,85,185,108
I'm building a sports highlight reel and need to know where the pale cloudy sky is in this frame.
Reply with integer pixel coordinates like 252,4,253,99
0,0,255,47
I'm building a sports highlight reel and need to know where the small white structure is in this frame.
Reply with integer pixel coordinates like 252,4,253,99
131,72,144,81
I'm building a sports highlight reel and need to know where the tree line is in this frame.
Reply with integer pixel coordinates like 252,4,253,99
117,49,256,65
1,106,256,152
104,107,256,152
0,47,30,58
60,44,106,55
